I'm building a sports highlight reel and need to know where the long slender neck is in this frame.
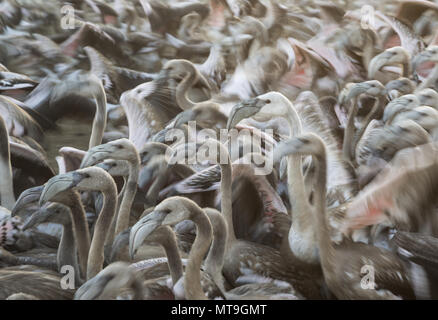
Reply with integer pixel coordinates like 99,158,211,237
204,211,227,292
57,221,77,273
184,207,213,300
220,160,236,250
176,71,197,110
0,115,15,210
362,39,376,69
284,105,312,229
106,176,127,248
89,85,107,149
115,159,140,237
118,177,127,208
66,191,91,280
342,97,359,162
146,169,169,205
160,227,184,286
312,150,335,273
87,186,117,280
353,95,385,160
402,61,410,78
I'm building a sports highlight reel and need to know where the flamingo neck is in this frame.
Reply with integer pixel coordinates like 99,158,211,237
106,175,127,248
402,61,410,78
88,84,107,149
176,70,197,110
87,184,118,280
284,105,312,226
57,220,78,275
160,227,184,286
67,191,91,280
204,212,227,292
362,37,376,69
353,95,385,160
118,176,127,206
342,97,359,162
0,115,15,210
115,158,140,237
283,103,318,263
312,150,335,273
146,168,169,205
220,160,236,250
184,207,212,300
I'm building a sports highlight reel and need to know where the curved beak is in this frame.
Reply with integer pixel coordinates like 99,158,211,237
412,51,432,72
39,172,83,206
226,98,265,130
156,68,171,81
368,51,391,79
95,161,111,172
385,80,404,100
11,185,44,217
173,109,196,128
74,273,114,300
80,145,111,168
139,152,151,166
345,83,368,102
382,100,408,123
385,79,403,93
273,138,305,164
22,207,48,230
129,210,167,260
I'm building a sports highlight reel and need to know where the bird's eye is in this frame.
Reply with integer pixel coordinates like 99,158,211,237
370,84,375,88
424,95,431,99
84,173,90,178
298,138,309,144
265,99,271,104
408,99,413,103
117,145,123,149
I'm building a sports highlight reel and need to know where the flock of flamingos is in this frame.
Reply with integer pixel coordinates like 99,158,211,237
1,0,438,300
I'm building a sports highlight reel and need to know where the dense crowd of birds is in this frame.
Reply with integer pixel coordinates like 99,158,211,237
1,0,438,300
